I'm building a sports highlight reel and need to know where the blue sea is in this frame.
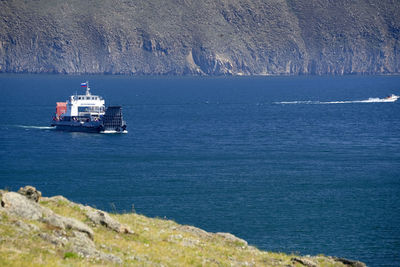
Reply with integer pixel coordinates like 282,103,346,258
0,74,399,266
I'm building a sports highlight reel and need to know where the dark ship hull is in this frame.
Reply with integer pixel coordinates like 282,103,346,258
51,106,127,133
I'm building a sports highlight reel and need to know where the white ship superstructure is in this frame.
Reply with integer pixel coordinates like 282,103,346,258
51,82,127,133
64,85,105,118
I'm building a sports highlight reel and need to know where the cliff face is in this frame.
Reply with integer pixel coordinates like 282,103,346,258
0,0,399,75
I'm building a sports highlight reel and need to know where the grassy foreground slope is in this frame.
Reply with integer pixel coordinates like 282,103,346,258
0,187,364,266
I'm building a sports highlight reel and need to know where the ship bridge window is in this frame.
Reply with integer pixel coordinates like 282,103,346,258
78,106,89,112
78,106,102,113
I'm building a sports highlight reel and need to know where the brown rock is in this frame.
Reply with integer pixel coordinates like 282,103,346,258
18,186,41,202
291,257,317,267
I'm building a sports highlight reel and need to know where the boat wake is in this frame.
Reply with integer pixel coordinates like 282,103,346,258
100,130,128,134
275,94,399,105
16,125,56,130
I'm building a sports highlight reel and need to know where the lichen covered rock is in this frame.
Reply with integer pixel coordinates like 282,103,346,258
85,208,133,234
18,185,41,202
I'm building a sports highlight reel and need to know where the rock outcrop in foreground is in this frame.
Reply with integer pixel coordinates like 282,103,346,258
0,186,365,266
0,0,399,75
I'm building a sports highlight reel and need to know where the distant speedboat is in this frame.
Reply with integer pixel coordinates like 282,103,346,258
383,94,399,102
51,82,127,133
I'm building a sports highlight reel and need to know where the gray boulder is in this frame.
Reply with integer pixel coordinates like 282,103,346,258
39,231,69,247
215,232,248,246
1,191,93,239
68,231,122,264
15,220,40,232
60,216,94,239
86,208,133,234
67,230,96,257
1,192,48,220
292,257,317,267
331,257,367,267
178,225,211,239
42,214,94,239
38,230,122,264
42,215,65,229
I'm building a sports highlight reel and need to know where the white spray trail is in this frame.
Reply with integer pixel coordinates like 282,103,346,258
15,125,56,130
275,95,399,105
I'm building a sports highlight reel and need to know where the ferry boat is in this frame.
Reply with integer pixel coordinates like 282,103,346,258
51,82,127,133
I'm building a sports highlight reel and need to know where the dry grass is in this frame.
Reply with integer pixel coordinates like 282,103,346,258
0,198,350,266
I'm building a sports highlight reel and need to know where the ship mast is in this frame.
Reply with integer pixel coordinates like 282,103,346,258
86,81,91,96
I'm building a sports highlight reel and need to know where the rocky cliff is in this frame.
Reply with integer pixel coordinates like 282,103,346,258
0,0,399,75
0,186,365,266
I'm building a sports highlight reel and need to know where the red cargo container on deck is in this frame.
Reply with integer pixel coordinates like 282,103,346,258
56,102,67,117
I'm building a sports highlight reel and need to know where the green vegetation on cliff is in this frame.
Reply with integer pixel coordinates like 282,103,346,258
0,186,365,266
0,0,399,75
